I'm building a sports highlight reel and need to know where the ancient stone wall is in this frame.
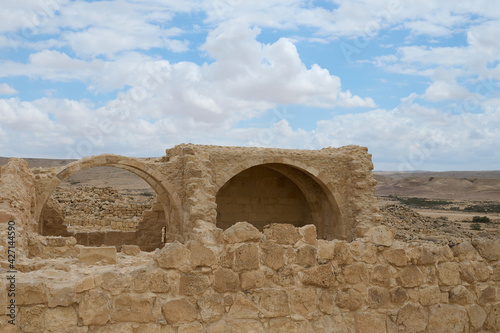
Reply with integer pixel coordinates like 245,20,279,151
1,222,500,332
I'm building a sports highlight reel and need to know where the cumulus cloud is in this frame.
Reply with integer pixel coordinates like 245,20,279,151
0,83,17,95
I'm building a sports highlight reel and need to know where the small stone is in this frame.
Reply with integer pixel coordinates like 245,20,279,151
162,298,198,324
223,222,261,243
79,246,117,265
154,242,189,269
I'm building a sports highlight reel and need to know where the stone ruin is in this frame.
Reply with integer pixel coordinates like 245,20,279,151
0,143,499,332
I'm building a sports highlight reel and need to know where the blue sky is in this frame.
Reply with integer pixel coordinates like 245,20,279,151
1,0,500,171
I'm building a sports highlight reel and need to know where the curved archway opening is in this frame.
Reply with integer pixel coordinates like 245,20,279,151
38,156,182,251
216,163,342,240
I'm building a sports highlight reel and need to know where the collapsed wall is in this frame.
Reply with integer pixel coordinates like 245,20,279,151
1,222,500,332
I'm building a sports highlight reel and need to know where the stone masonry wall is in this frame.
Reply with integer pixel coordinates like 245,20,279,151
2,222,500,332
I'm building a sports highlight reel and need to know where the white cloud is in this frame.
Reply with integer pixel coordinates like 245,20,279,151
0,83,17,95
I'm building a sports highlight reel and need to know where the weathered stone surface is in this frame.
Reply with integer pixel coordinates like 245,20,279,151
467,304,487,330
269,317,312,333
473,261,490,282
397,265,424,287
223,222,261,243
154,242,189,268
48,284,76,307
296,244,317,267
261,241,285,270
383,248,407,266
419,286,441,306
354,313,386,333
227,292,260,319
343,262,368,284
449,285,474,305
484,302,500,331
45,306,78,332
493,263,500,281
162,298,198,324
336,288,363,311
179,274,210,295
19,305,46,333
79,289,111,325
426,304,467,333
112,293,155,322
149,268,173,293
472,238,500,261
476,284,496,304
318,290,335,315
213,268,240,293
367,286,390,308
100,270,131,295
299,224,318,245
259,289,290,317
367,225,394,247
370,264,392,286
392,286,408,304
234,243,260,271
241,270,265,290
417,246,437,265
397,303,428,333
178,322,204,333
118,245,139,256
263,223,300,245
17,282,48,305
332,240,354,265
451,241,481,261
76,276,95,293
289,288,317,317
437,262,461,286
79,246,117,265
197,294,223,323
189,242,217,267
302,263,335,288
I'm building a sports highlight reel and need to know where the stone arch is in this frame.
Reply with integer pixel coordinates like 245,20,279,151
215,158,347,240
36,154,183,245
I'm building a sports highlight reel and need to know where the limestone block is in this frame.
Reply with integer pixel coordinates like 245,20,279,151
47,284,76,307
261,241,285,270
417,246,437,265
223,319,265,333
131,268,149,293
149,268,175,293
396,303,428,333
437,262,461,286
299,224,318,245
467,304,487,330
241,270,265,290
383,248,408,267
76,276,95,293
93,323,134,333
100,270,131,295
367,286,390,308
162,298,198,324
419,286,441,306
451,241,481,261
179,274,210,296
484,302,500,331
317,240,335,261
223,222,261,243
343,262,368,285
476,284,496,304
188,242,217,267
391,286,408,304
154,242,190,269
289,288,317,317
472,238,500,261
296,244,317,267
79,246,117,265
45,306,78,332
197,294,223,323
263,223,300,245
273,266,296,287
426,304,467,333
354,313,386,333
397,265,424,288
234,243,260,271
332,240,354,265
213,268,240,293
112,293,155,323
302,263,335,288
79,289,111,326
19,305,46,333
370,264,392,287
473,261,491,282
459,262,475,284
178,322,204,333
17,282,48,305
493,264,500,281
259,288,290,318
227,292,260,319
367,225,394,247
336,288,363,311
269,317,312,333
449,285,474,305
318,290,335,315
136,323,175,333
121,245,141,255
